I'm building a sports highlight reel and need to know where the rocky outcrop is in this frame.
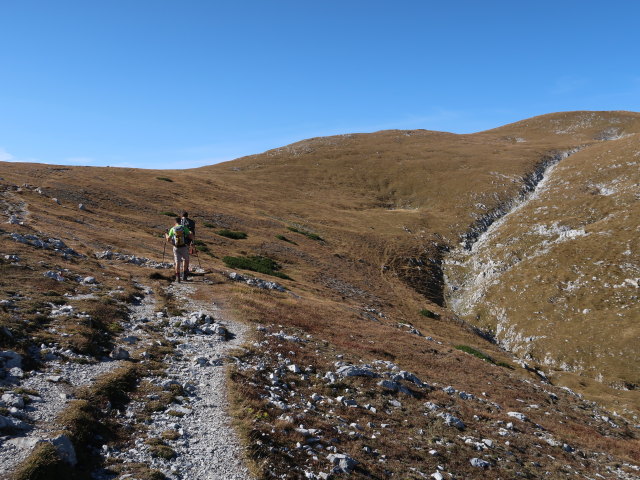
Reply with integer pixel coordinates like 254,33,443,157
460,149,580,250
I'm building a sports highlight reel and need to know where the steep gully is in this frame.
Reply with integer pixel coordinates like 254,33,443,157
397,147,581,334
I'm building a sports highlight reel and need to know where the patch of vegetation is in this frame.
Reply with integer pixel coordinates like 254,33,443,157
275,234,297,244
13,442,72,480
222,255,292,280
419,308,439,319
454,345,513,369
111,464,167,480
216,229,248,240
160,211,178,217
455,344,492,361
148,444,177,460
287,226,323,241
203,222,215,228
161,429,180,441
156,177,173,182
77,365,139,408
192,239,208,252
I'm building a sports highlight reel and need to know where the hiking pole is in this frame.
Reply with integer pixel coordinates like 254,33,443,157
193,245,203,270
162,229,168,263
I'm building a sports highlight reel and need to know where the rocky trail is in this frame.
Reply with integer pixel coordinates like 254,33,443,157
96,281,253,480
1,275,255,479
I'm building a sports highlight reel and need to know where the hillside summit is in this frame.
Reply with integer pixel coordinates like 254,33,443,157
0,111,639,479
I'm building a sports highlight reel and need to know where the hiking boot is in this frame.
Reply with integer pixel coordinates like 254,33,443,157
175,275,181,283
183,273,189,281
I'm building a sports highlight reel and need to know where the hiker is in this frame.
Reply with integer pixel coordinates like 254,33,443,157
180,211,196,244
165,217,193,282
180,211,196,272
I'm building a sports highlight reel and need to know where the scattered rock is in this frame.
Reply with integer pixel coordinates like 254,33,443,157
51,434,77,466
110,347,130,360
470,457,491,468
336,364,378,378
438,413,465,430
1,393,25,408
507,411,528,422
227,271,286,291
327,453,358,474
44,271,65,282
94,250,172,269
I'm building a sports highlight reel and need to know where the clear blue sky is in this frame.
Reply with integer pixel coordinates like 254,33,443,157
1,1,639,169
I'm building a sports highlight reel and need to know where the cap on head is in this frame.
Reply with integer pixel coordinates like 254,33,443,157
182,211,189,217
174,217,181,224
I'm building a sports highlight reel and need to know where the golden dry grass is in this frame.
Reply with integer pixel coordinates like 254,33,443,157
2,110,640,478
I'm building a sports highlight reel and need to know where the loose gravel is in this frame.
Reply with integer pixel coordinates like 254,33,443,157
104,282,254,480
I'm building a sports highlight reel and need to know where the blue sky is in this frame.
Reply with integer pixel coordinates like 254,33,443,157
1,1,639,169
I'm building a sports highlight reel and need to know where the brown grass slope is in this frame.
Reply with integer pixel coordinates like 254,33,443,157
1,110,639,479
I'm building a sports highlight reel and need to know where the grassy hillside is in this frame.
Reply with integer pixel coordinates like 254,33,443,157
1,110,639,478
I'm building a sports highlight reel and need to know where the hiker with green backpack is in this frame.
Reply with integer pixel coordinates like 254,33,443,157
165,217,194,282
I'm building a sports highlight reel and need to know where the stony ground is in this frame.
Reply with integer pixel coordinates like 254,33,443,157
1,275,255,480
98,281,253,480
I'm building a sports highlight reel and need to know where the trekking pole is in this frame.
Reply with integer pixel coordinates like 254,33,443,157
194,246,203,270
162,229,168,263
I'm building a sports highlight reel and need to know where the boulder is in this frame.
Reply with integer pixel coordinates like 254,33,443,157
110,347,130,360
470,457,491,468
51,434,77,466
378,379,413,395
327,453,358,474
438,412,465,430
43,271,65,282
336,365,378,378
507,411,528,422
0,350,23,369
1,393,25,408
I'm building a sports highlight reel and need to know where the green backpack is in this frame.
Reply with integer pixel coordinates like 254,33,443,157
173,225,187,247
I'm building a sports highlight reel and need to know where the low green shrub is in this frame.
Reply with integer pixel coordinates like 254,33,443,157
222,255,292,280
156,177,173,182
455,345,492,362
276,234,297,244
203,222,215,228
287,226,323,241
419,308,439,319
454,345,513,369
160,211,177,217
217,229,248,240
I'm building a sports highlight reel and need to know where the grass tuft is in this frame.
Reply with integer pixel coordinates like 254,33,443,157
12,442,71,480
156,177,173,182
160,211,178,217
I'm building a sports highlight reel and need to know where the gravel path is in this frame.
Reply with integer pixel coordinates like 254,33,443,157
105,281,254,480
0,350,122,473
